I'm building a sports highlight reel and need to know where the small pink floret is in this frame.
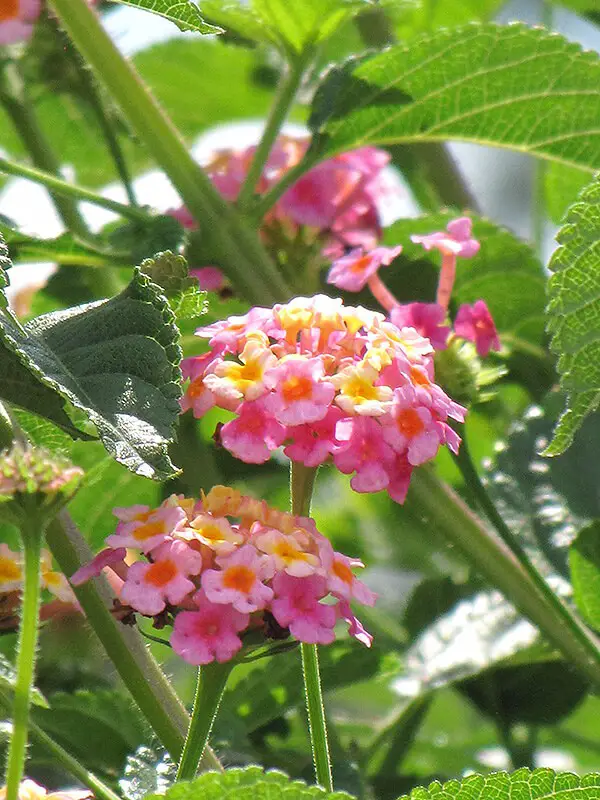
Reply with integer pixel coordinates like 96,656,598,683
271,573,336,645
411,216,480,258
334,416,396,493
171,590,249,665
454,299,501,357
327,246,402,292
264,357,335,425
70,547,127,586
0,0,41,45
201,544,274,613
219,398,287,463
390,302,450,350
189,267,225,292
283,406,344,467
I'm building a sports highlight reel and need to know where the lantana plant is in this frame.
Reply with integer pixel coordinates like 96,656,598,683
2,1,600,800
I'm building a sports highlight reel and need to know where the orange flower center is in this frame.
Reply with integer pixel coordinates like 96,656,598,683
133,520,165,542
410,366,430,387
0,0,19,22
222,565,255,593
282,375,313,403
396,408,424,438
145,559,178,587
0,556,20,583
332,560,353,585
187,378,207,400
350,255,372,273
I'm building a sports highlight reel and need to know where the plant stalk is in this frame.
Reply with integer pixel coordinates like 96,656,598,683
409,467,600,691
4,517,44,800
176,663,233,781
237,55,309,210
45,511,222,771
49,0,290,306
289,462,333,791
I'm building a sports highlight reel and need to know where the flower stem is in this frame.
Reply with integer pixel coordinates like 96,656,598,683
289,462,333,791
45,511,221,771
436,253,457,310
176,662,233,781
409,467,600,691
5,516,44,800
49,0,290,306
237,54,310,211
0,156,151,223
367,273,400,313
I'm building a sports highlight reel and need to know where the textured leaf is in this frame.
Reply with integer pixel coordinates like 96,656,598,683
545,174,600,455
32,689,149,779
397,768,600,800
200,0,277,45
310,24,600,174
147,766,352,800
107,0,223,34
570,521,600,632
0,261,182,479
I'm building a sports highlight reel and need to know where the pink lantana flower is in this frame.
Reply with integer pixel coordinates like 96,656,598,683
327,245,402,292
386,454,414,505
390,302,450,350
337,600,373,648
171,590,249,664
411,217,480,258
107,504,187,552
264,356,335,425
334,416,396,493
323,551,377,606
187,513,244,555
382,385,442,466
332,362,393,417
204,337,277,409
190,267,225,293
253,527,320,577
283,406,344,467
0,0,41,45
70,547,127,586
219,398,287,463
271,573,336,645
0,543,22,592
202,544,274,613
454,300,501,357
120,540,202,616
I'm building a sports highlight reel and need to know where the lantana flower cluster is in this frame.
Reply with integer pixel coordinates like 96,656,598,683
0,780,91,800
71,486,376,665
181,294,466,503
0,0,98,45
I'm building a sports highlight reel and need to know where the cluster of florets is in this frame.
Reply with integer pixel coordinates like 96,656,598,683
0,445,83,500
0,0,41,44
327,217,501,358
181,294,466,503
0,779,91,800
71,486,376,665
170,137,399,287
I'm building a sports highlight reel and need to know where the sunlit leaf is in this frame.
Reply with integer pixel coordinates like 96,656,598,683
107,0,223,34
570,521,600,632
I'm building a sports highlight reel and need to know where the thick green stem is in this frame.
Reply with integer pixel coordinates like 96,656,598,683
0,156,151,223
5,518,43,800
45,511,221,771
289,462,332,791
176,663,233,781
49,0,290,306
409,468,600,690
237,55,309,210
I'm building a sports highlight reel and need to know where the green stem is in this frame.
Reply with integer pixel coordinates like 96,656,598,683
237,55,309,210
5,517,44,800
252,155,319,223
370,696,431,777
45,511,221,771
0,156,151,223
49,0,290,306
176,663,233,781
0,63,88,237
409,468,600,691
289,462,332,791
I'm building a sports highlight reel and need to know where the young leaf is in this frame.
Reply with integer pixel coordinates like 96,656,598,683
569,521,600,632
310,24,600,174
146,766,352,800
398,768,600,800
107,0,223,35
0,253,182,479
545,174,600,455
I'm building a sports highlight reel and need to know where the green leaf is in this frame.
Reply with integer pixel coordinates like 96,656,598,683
570,521,600,632
381,0,503,39
0,224,127,268
0,260,182,479
310,24,600,174
107,0,223,34
32,689,150,779
545,174,600,455
200,0,276,46
147,766,352,800
397,768,600,800
139,250,193,297
545,163,590,225
0,654,48,709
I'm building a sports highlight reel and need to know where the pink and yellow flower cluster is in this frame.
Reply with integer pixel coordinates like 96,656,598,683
71,487,376,665
0,543,74,602
181,294,466,503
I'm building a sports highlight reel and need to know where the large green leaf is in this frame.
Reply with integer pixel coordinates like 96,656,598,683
545,175,600,455
380,0,503,39
570,522,600,632
147,766,352,800
545,163,590,225
0,245,182,479
398,768,600,800
107,0,222,34
309,24,600,175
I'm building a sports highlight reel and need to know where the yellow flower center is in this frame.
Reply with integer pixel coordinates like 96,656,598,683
0,556,20,583
133,520,165,542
